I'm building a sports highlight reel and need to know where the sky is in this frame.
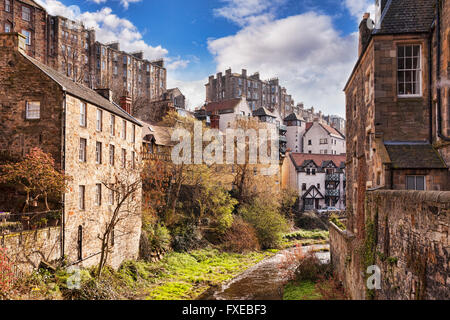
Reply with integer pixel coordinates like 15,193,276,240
35,0,376,117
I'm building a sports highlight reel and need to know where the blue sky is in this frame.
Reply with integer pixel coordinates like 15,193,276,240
36,0,375,116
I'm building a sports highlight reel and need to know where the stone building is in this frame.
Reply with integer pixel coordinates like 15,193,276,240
303,120,346,155
205,68,295,119
0,0,167,108
284,153,346,211
0,33,143,270
330,0,450,300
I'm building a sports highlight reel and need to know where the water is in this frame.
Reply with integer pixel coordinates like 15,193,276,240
198,245,330,300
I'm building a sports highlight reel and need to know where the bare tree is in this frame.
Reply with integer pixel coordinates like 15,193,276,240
96,161,142,278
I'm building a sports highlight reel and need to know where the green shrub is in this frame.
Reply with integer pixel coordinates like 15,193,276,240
239,202,288,249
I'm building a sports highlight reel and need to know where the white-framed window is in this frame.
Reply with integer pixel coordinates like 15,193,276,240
22,30,31,45
22,6,31,21
113,65,118,75
96,109,102,132
5,0,10,12
78,185,85,210
131,151,135,169
122,120,127,140
4,23,11,33
121,148,126,168
108,188,114,205
109,144,115,166
132,124,136,143
95,141,102,164
110,114,115,136
406,175,425,191
397,44,422,97
79,138,87,162
80,102,87,127
95,184,102,206
25,101,40,119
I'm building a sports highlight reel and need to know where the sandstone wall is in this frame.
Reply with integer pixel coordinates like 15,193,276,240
330,190,450,300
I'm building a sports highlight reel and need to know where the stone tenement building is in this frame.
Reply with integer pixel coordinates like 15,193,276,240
331,0,450,300
1,0,167,105
205,68,296,119
0,33,143,270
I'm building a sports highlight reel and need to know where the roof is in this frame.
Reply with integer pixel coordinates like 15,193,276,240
384,143,447,169
21,53,142,126
290,153,346,170
253,107,276,118
374,0,435,35
305,122,345,139
205,98,242,113
140,120,175,147
284,113,304,122
20,0,44,10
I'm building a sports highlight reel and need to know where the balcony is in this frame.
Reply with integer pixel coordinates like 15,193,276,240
326,173,340,182
326,189,340,197
279,135,287,143
278,124,287,133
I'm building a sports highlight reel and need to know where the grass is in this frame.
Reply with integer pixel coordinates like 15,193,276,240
283,281,323,300
284,229,329,241
144,249,272,300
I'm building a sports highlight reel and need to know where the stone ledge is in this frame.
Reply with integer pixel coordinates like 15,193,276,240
368,189,450,204
329,221,355,240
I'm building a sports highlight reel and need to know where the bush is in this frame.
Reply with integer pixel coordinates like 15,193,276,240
239,202,289,249
171,223,202,252
0,248,15,298
294,252,332,282
221,217,260,253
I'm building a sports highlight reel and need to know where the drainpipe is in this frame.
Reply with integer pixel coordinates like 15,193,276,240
429,24,434,143
436,0,450,141
61,92,67,260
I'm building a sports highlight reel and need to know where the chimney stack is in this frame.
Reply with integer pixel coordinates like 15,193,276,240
359,13,372,57
95,88,113,102
120,93,132,114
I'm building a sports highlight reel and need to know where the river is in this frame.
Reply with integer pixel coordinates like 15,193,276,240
198,245,330,300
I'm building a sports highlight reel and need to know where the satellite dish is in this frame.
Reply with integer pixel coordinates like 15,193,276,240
367,18,375,30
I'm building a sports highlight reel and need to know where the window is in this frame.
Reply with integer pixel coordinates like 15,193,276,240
406,176,425,191
113,66,118,75
320,138,328,145
109,145,115,166
5,0,10,12
79,186,85,210
398,45,421,96
308,140,312,146
306,169,311,175
96,109,102,131
110,115,115,136
302,183,307,191
80,102,87,127
95,184,102,206
108,188,114,205
26,101,40,119
132,124,136,143
122,120,127,140
95,142,102,164
4,23,11,33
22,6,31,21
121,149,126,168
79,138,87,162
312,169,316,175
22,30,31,45
131,151,135,169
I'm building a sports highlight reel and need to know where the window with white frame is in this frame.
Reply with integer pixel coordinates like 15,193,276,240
25,101,40,119
132,124,136,143
122,120,127,140
22,6,31,21
131,151,135,169
5,23,11,33
5,0,10,12
110,114,115,136
121,148,126,168
22,30,31,45
79,185,85,210
96,109,102,131
108,188,114,205
398,45,421,96
80,102,87,127
95,184,102,206
406,175,425,191
95,141,102,164
79,138,87,162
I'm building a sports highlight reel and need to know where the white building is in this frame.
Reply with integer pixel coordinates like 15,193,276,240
284,153,346,211
284,113,306,153
303,120,346,155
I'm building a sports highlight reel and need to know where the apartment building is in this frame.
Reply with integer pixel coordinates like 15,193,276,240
205,68,295,119
0,33,143,269
303,120,346,155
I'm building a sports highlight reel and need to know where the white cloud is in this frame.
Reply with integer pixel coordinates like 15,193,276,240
89,0,107,5
213,0,285,26
207,12,357,117
344,0,375,21
167,77,207,111
120,0,142,10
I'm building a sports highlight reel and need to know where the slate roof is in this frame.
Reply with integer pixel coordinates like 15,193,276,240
305,122,345,139
205,98,242,114
290,153,346,171
21,53,142,126
384,143,447,169
374,0,436,35
140,120,175,147
284,113,304,122
253,107,276,118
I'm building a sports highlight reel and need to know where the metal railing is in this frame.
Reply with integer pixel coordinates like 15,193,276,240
325,173,341,182
0,210,62,235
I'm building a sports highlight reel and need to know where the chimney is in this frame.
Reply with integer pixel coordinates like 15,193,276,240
210,112,220,130
359,13,372,56
241,69,247,78
95,88,113,102
120,93,132,114
132,51,143,59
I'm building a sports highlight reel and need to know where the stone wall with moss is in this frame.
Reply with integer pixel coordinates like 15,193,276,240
331,190,450,300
